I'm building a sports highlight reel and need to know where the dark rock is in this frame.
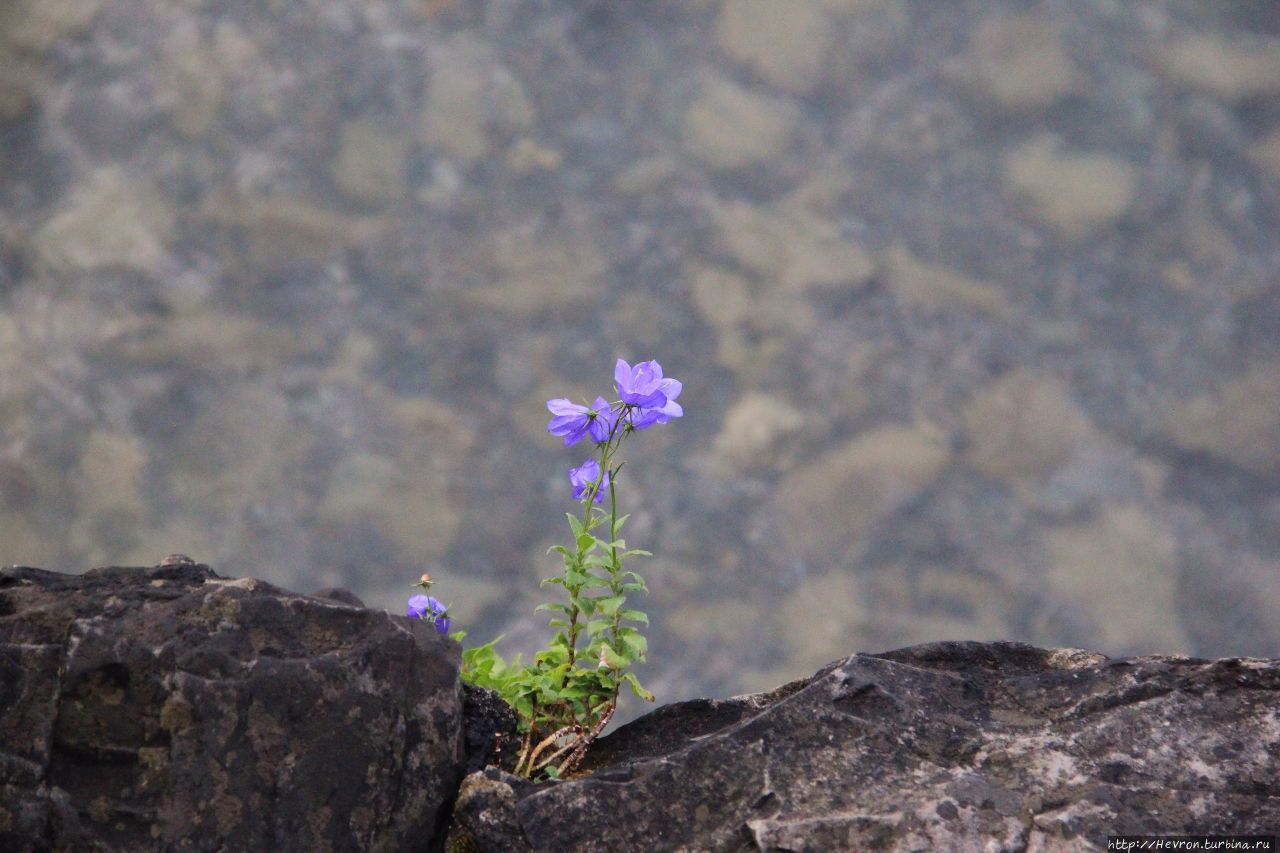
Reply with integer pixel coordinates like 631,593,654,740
460,683,519,776
446,641,1280,851
312,586,366,608
0,564,463,852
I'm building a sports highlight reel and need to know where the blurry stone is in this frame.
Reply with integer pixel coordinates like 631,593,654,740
167,385,301,510
774,420,951,569
1044,504,1190,654
319,452,459,562
504,137,562,174
117,517,221,573
948,13,1076,111
0,49,40,120
714,0,833,95
460,225,604,317
612,156,677,195
313,586,365,607
1004,135,1137,236
690,265,754,332
961,370,1097,490
119,312,305,374
713,200,876,292
157,20,248,138
330,118,409,205
418,34,534,163
777,569,870,672
683,76,799,170
386,393,478,478
707,392,805,475
0,461,37,512
200,191,384,271
1158,34,1280,101
814,0,894,13
687,264,816,377
0,515,59,567
1158,363,1280,476
666,597,758,647
1248,129,1280,183
883,245,1012,317
34,168,175,275
77,430,148,520
0,0,102,52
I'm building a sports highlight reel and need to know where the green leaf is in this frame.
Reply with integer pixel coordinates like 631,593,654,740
535,602,573,614
595,595,624,617
614,513,630,531
586,619,609,636
576,532,595,551
621,548,652,559
622,672,655,702
618,609,649,625
619,631,648,660
567,513,585,538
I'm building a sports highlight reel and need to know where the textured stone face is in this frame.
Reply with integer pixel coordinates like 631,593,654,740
0,564,463,852
448,641,1280,851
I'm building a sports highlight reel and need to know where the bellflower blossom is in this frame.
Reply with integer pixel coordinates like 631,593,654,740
547,396,614,446
568,458,610,503
407,594,452,634
614,359,669,408
630,377,683,430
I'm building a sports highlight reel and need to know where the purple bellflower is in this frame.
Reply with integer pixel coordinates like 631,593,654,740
630,376,683,430
614,359,669,408
407,594,452,634
569,458,610,504
547,396,614,446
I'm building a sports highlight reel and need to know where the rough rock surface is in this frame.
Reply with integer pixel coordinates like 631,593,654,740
0,563,463,852
448,641,1280,851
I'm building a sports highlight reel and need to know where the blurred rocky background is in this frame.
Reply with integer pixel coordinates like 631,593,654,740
1,0,1278,716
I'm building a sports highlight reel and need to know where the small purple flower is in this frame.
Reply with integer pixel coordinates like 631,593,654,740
407,594,452,634
614,359,669,408
547,396,614,446
569,458,610,504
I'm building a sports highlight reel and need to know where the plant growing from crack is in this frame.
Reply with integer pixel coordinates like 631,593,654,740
406,358,682,779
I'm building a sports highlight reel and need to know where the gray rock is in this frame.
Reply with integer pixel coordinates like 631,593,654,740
448,641,1280,851
0,564,462,852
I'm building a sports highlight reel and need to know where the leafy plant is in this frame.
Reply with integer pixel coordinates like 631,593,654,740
406,358,682,778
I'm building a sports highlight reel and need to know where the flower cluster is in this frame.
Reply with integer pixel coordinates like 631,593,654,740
547,359,683,500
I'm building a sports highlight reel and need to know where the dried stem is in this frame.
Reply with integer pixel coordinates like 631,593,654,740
520,724,581,777
558,698,616,778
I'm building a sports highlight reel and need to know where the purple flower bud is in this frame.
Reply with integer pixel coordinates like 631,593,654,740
407,594,452,634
